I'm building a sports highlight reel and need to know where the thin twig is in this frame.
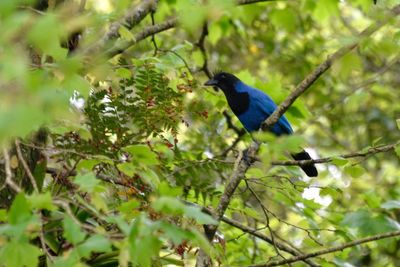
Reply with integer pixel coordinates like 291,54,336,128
220,216,319,267
248,230,400,267
196,23,212,79
83,0,159,55
15,139,39,193
39,214,54,261
106,18,177,58
2,148,22,193
150,11,159,56
245,181,283,259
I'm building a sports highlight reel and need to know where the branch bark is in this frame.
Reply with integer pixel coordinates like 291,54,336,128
237,0,287,5
83,0,158,55
221,216,320,267
248,230,400,267
270,141,400,167
106,18,177,58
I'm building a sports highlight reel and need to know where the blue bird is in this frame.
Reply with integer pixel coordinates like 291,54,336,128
205,71,318,177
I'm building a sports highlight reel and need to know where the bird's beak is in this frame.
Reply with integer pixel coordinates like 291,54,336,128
204,79,218,86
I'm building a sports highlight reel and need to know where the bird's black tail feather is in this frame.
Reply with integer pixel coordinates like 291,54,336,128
291,150,318,177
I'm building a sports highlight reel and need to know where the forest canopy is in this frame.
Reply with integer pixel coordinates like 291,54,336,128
0,0,400,266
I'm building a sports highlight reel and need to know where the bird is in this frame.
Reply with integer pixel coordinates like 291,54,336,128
204,71,318,177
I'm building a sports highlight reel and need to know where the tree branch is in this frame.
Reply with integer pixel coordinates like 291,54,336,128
270,141,400,167
15,139,39,193
237,0,287,5
83,0,158,55
2,148,22,193
220,216,320,267
106,18,177,58
248,230,400,267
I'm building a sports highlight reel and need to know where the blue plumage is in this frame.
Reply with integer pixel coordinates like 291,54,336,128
204,71,318,177
235,81,293,135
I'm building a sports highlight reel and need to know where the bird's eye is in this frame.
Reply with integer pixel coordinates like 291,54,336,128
221,74,226,78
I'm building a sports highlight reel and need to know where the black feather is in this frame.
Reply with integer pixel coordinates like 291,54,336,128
291,151,318,177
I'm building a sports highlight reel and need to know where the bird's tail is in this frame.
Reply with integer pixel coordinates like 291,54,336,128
291,150,318,177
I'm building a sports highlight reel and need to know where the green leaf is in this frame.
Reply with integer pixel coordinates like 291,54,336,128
333,52,362,80
27,14,67,60
116,67,132,79
208,24,222,45
342,209,400,236
9,193,31,225
312,0,339,24
381,200,400,210
76,159,102,171
77,234,112,258
141,168,160,188
270,8,297,32
117,162,137,176
0,209,7,222
118,199,140,219
0,240,41,267
62,74,91,97
157,181,182,197
28,192,56,211
394,145,400,158
331,157,348,166
74,172,100,193
152,197,217,225
183,206,217,225
362,190,381,209
129,215,162,267
63,216,86,245
118,25,135,41
344,165,365,178
123,145,159,166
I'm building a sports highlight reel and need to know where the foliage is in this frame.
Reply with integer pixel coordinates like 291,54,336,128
0,0,400,266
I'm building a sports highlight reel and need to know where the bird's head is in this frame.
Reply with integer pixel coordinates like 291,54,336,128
204,71,240,93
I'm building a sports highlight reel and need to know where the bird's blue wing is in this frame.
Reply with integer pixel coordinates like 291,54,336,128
238,85,293,135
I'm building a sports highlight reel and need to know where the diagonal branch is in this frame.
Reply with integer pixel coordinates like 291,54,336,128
248,230,400,267
2,148,22,193
15,139,39,193
221,216,320,267
83,0,158,55
106,18,177,58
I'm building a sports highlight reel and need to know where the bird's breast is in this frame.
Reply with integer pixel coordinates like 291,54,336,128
226,91,250,116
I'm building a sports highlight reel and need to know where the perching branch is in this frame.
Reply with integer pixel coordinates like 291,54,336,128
248,230,400,267
271,141,400,167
